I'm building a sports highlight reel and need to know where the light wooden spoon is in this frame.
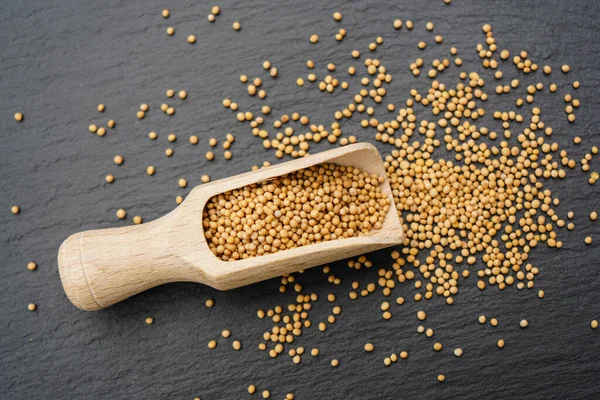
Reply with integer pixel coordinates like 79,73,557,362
58,143,404,311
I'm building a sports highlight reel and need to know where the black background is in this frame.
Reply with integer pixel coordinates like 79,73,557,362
1,0,599,398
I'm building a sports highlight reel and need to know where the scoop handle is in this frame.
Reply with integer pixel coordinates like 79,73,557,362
58,220,200,311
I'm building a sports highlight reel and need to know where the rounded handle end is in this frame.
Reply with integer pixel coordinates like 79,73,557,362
58,233,103,311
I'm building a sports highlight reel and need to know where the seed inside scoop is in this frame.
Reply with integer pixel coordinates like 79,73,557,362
202,163,391,261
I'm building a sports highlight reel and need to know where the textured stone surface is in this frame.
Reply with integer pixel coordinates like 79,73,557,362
1,0,600,398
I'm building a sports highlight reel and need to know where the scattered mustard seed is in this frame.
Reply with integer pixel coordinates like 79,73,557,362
591,320,599,329
205,299,215,308
14,112,23,122
11,205,20,215
114,155,124,165
133,216,143,225
364,343,374,352
145,317,154,325
27,262,37,271
116,209,126,219
105,174,114,183
162,9,169,18
28,303,36,312
233,22,241,31
147,166,155,176
188,35,196,44
208,340,217,349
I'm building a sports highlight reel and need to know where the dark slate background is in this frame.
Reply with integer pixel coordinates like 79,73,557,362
1,0,599,398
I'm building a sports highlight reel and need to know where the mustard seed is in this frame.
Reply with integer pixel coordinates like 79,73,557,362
592,320,599,329
561,64,570,73
206,151,214,161
89,124,98,133
201,175,210,183
331,359,339,367
208,340,217,349
232,340,241,350
454,348,463,357
520,319,529,328
11,206,20,215
96,127,106,137
188,35,196,44
162,9,169,18
97,104,105,112
133,216,143,225
437,375,445,382
147,166,155,176
262,390,270,399
497,339,505,348
190,135,199,145
27,262,37,271
178,178,187,188
222,329,231,338
176,196,183,205
168,133,177,142
114,155,124,165
166,89,175,97
309,34,319,43
364,343,374,352
584,236,593,245
28,303,36,312
333,12,342,21
14,112,23,122
137,111,145,119
233,22,241,31
166,27,174,35
105,174,114,183
205,299,214,308
179,90,187,99
116,209,126,219
211,6,220,15
145,317,154,325
248,385,256,394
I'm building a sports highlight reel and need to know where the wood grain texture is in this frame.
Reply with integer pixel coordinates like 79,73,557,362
59,143,404,310
1,0,600,399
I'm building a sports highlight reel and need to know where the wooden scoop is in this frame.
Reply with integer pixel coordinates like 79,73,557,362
58,143,404,311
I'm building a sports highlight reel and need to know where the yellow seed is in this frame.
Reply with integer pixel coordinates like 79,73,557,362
262,390,270,399
233,22,241,31
209,138,217,147
89,124,98,133
11,205,20,215
175,195,183,204
248,385,256,394
591,320,599,329
400,351,408,359
331,359,339,367
205,299,214,308
96,127,106,137
490,318,498,327
168,133,177,142
166,27,174,35
584,236,593,245
140,104,148,112
179,90,187,99
222,329,231,338
437,374,445,382
454,348,463,357
520,319,529,328
311,348,319,356
297,78,305,86
590,212,598,221
137,111,145,119
208,340,217,349
206,151,214,161
201,175,210,183
147,166,155,176
364,343,374,352
232,340,241,350
188,35,196,43
145,317,153,325
224,150,232,160
309,34,319,43
393,19,402,29
478,315,486,324
27,262,37,271
333,12,342,21
114,155,124,165
190,135,199,145
417,311,426,320
133,216,143,225
166,89,175,98
14,112,24,122
116,209,126,219
28,303,36,312
433,342,442,351
497,339,505,348
561,64,570,73
178,178,187,188
105,174,114,183
211,6,220,15
162,9,169,18
97,104,105,112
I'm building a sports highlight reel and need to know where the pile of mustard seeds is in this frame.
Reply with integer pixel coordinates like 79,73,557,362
203,163,391,261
